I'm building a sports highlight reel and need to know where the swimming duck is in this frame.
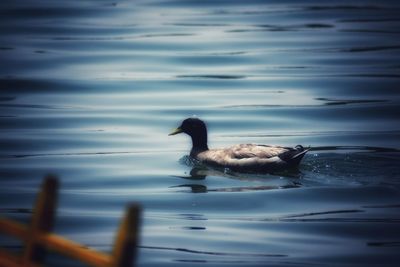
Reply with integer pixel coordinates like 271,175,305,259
169,118,309,173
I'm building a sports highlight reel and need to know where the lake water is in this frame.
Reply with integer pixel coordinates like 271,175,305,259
1,0,400,266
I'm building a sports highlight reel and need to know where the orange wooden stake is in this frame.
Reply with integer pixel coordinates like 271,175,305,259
0,176,141,267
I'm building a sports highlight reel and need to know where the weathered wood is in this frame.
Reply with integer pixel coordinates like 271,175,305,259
0,217,28,241
23,175,59,264
0,176,142,267
0,249,41,267
39,233,111,267
112,204,141,267
0,217,111,267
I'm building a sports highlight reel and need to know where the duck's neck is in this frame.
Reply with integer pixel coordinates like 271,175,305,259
189,131,209,157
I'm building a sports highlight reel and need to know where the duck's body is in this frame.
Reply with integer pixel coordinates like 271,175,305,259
195,144,308,172
169,118,309,173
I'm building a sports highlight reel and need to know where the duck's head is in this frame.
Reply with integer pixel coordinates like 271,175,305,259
169,118,207,137
169,118,209,152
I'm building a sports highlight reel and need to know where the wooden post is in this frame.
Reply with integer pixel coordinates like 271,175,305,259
111,204,141,267
23,175,59,265
0,175,142,267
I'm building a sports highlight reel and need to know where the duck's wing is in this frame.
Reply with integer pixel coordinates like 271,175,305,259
229,144,288,159
197,144,309,171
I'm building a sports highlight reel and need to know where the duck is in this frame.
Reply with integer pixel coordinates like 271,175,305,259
169,118,309,173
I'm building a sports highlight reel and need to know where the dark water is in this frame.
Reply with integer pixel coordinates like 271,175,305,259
1,0,400,266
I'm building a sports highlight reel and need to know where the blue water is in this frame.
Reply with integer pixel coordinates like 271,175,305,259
1,0,400,266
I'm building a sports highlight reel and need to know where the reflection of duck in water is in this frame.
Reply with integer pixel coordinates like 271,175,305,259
169,118,309,173
171,166,302,193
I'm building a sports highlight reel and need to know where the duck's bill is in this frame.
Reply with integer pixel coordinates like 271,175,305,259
168,127,183,136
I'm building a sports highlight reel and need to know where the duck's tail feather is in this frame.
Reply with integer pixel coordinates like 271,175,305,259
290,145,310,166
280,145,310,167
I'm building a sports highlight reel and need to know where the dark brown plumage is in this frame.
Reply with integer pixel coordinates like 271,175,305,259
169,118,309,172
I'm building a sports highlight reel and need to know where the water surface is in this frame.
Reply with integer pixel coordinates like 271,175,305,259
1,0,400,266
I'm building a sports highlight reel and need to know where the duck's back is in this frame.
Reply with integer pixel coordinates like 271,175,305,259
196,144,308,172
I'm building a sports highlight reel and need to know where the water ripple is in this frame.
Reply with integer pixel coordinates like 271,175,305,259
140,245,287,258
176,74,247,79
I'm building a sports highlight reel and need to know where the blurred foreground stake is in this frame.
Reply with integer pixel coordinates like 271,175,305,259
0,175,141,267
